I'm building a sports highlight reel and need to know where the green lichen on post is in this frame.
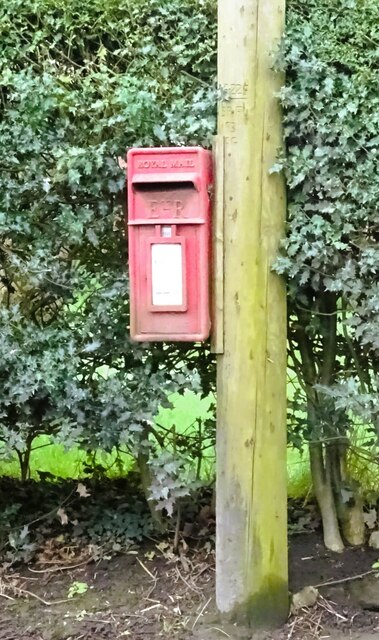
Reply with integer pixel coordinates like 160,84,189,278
229,578,290,629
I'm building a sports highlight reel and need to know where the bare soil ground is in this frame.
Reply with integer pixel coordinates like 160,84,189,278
0,480,378,639
0,531,379,640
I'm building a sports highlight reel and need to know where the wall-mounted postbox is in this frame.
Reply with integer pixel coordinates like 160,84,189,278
127,146,212,342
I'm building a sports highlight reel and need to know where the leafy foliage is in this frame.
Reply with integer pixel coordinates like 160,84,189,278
277,0,379,440
0,477,154,563
5,0,377,546
276,0,379,548
0,0,217,500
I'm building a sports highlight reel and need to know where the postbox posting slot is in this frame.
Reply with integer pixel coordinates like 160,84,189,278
131,179,201,222
131,173,200,192
132,181,197,193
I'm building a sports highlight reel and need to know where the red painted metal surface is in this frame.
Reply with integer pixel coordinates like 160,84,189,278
127,147,212,342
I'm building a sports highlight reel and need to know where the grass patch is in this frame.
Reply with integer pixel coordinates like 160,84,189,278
156,391,214,431
287,447,311,499
0,437,134,480
0,390,313,497
0,391,214,481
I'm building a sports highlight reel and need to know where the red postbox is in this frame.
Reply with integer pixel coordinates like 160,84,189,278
127,147,212,342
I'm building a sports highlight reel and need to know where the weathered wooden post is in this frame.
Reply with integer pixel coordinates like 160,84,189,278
214,0,288,627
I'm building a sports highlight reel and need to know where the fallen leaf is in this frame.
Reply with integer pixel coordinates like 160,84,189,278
290,586,318,615
364,509,377,530
57,508,68,526
76,483,91,498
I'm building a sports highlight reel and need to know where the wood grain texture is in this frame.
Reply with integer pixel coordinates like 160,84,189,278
211,135,225,355
216,0,288,627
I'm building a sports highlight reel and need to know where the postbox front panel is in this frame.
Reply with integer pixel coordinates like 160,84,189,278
127,147,212,342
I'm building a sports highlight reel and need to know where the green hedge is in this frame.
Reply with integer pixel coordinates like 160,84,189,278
277,0,379,439
0,0,217,500
1,0,378,507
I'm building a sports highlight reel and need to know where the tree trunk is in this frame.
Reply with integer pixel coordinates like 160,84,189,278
339,498,365,546
17,443,32,483
329,442,365,546
137,426,165,532
309,442,344,552
137,450,165,531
